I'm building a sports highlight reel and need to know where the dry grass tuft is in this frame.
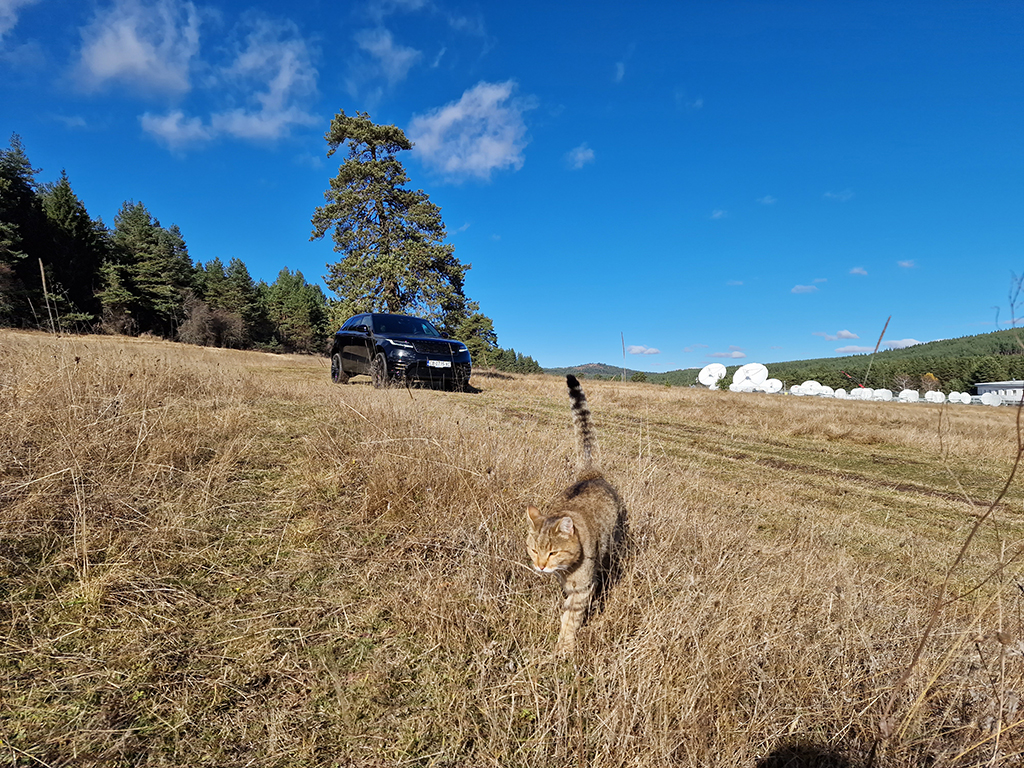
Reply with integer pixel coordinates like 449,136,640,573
3,329,1024,766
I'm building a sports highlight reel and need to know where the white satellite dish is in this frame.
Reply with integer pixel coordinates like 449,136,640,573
834,388,848,399
698,363,728,388
800,380,822,396
733,363,769,388
873,388,893,402
762,378,783,394
898,389,920,403
981,392,1001,407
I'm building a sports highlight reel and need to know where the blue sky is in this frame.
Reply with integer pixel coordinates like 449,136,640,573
1,0,1021,370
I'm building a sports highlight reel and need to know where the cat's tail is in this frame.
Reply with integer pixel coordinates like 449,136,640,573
566,374,595,468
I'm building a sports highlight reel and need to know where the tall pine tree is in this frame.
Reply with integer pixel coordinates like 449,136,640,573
310,110,474,334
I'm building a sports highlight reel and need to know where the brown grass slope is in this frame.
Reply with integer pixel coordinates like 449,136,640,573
3,329,1024,767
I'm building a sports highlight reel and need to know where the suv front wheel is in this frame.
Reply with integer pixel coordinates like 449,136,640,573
370,353,389,389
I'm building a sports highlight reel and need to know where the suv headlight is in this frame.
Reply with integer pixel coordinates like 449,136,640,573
386,339,415,349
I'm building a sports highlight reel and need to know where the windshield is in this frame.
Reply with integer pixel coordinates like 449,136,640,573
372,315,442,337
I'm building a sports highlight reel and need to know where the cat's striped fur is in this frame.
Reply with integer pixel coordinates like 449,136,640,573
526,374,627,653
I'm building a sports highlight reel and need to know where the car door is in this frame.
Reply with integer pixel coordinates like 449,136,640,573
338,315,370,374
345,314,374,374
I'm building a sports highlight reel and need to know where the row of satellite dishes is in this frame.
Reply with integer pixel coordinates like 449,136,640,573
696,363,1002,406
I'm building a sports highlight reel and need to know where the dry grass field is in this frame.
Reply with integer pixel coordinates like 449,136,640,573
4,329,1024,767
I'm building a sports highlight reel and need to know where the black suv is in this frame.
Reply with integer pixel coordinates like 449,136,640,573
329,313,472,390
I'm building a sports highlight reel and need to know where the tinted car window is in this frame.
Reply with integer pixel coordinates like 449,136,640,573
372,315,441,337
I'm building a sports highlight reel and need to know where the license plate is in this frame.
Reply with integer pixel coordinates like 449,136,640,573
427,360,452,368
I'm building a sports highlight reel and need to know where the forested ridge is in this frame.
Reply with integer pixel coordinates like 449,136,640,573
552,329,1024,393
0,133,540,371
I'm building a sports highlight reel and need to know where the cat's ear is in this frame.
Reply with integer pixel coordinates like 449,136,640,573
526,505,542,523
558,516,575,535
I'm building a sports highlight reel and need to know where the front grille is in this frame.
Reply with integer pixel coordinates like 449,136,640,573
414,340,454,355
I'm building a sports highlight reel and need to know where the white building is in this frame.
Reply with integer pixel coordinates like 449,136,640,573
976,380,1024,404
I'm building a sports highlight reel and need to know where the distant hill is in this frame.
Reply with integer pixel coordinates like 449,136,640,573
544,328,1024,393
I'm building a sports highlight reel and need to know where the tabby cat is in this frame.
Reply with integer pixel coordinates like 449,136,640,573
526,374,627,653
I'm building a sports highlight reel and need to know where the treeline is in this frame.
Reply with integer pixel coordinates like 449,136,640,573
0,134,537,368
0,135,330,352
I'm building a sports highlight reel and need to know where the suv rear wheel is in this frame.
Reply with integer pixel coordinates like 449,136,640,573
331,353,349,384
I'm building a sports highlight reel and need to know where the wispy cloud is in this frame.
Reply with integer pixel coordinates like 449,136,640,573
53,113,88,129
141,15,319,149
76,0,202,94
364,0,430,23
140,109,211,146
627,345,660,355
684,343,708,353
813,277,827,283
850,266,868,276
565,142,594,170
408,80,532,182
824,189,854,202
726,280,743,286
836,345,873,354
673,89,703,111
898,260,915,268
814,329,859,341
612,43,634,84
885,338,922,350
709,346,746,360
0,0,39,43
710,209,727,220
791,285,818,294
352,27,421,86
757,195,776,205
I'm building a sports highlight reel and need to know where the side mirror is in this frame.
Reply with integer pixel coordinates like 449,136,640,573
354,324,370,335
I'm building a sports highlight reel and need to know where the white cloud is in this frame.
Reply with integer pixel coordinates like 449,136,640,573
813,277,827,283
76,0,201,94
814,329,859,342
613,61,625,83
824,189,854,202
627,345,660,355
566,142,594,170
726,280,743,286
791,285,818,294
836,345,873,354
140,109,211,148
54,114,88,129
885,338,922,350
850,266,868,276
209,17,319,141
0,0,39,43
141,16,319,148
757,195,777,205
710,209,727,220
673,89,703,111
353,27,421,85
709,347,746,359
898,259,915,268
684,343,708,353
408,80,532,182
